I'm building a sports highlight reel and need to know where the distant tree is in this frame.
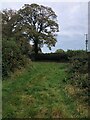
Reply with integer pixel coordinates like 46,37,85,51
55,49,65,53
12,4,59,54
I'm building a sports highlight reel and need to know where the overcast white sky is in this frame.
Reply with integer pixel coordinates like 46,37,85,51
1,0,88,52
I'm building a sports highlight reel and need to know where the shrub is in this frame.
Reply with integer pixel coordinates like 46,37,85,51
2,38,30,78
67,51,88,89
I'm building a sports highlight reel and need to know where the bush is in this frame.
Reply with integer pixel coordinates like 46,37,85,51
67,51,88,89
2,38,30,78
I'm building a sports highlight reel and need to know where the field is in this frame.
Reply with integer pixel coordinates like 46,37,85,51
2,62,88,118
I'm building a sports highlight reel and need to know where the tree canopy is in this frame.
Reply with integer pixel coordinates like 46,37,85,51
11,4,59,54
55,49,65,53
2,9,16,38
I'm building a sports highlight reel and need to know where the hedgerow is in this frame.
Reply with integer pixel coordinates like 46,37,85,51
67,50,88,89
2,38,30,78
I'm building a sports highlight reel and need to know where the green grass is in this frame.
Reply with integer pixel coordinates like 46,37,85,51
2,62,88,118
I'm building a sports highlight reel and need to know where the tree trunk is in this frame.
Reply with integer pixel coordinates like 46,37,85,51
34,39,38,55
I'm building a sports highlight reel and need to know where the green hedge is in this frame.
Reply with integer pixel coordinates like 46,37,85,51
67,50,88,88
2,38,30,78
29,53,69,62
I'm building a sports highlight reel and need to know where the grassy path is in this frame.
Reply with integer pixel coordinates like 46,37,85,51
2,62,88,118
